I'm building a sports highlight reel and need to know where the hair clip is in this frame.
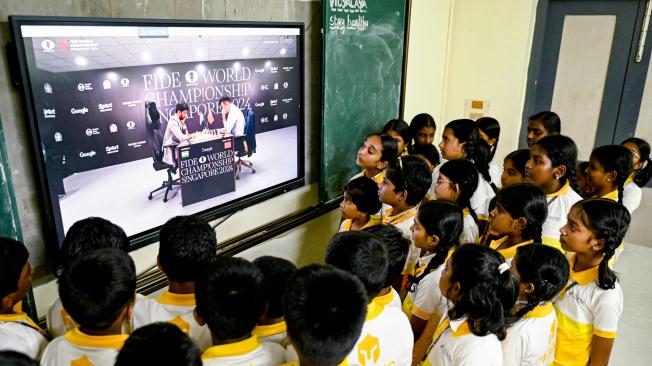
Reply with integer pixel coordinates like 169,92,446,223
498,262,510,274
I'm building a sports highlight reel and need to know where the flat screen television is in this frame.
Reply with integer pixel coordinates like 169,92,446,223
9,16,305,251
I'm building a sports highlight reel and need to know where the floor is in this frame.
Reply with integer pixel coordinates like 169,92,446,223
58,126,298,236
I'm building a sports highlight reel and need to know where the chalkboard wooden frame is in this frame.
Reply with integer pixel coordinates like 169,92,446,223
320,0,411,203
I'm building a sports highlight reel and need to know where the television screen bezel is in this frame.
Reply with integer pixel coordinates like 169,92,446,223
9,15,306,254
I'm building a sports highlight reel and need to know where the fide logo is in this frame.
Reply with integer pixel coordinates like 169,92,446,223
126,121,136,130
199,156,207,164
185,70,199,85
121,78,130,87
283,82,289,89
41,40,55,52
282,113,288,120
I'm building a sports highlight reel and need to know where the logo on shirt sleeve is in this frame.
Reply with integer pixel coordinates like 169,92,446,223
357,333,380,365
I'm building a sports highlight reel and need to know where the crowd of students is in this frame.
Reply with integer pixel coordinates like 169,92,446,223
0,111,650,366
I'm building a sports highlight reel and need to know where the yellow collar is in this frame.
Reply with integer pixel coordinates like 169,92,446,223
568,254,599,286
547,180,570,198
341,216,381,232
373,289,396,307
522,303,554,319
449,317,473,337
625,172,635,186
0,312,43,332
462,208,470,218
366,301,384,321
382,206,417,225
599,190,619,201
157,291,196,306
490,238,533,260
202,335,260,359
253,321,287,338
356,170,385,185
65,328,128,349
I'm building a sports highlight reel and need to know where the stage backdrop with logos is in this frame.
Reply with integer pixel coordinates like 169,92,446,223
320,0,409,202
29,51,300,174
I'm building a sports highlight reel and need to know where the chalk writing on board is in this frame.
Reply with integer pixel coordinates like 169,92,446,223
329,0,368,13
329,15,369,33
329,0,369,33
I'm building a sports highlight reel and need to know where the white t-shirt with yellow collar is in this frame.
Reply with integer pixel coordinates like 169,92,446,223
382,206,419,273
339,216,382,232
202,335,286,366
502,302,557,366
553,254,623,366
373,287,402,311
40,328,128,366
350,171,385,223
460,208,479,244
471,176,496,222
402,253,448,327
345,301,413,366
489,237,534,264
423,316,502,366
131,291,211,350
0,312,48,360
622,173,641,214
541,181,582,251
253,321,288,347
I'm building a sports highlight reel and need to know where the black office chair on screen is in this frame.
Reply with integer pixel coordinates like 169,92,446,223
145,101,180,202
234,106,257,180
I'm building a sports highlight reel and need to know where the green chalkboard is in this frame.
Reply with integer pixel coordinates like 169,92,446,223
320,0,409,202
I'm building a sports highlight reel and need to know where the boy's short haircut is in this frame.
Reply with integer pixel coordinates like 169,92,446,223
59,217,129,268
0,351,40,366
0,238,29,301
325,231,388,299
344,177,383,216
59,248,136,331
385,156,433,205
362,224,410,288
410,143,441,168
283,264,367,366
195,257,264,340
158,216,217,282
115,322,201,366
252,256,298,319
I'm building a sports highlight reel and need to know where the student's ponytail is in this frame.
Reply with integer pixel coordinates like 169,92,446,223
511,244,569,321
407,201,463,288
590,145,633,205
494,184,547,243
622,137,652,187
574,199,631,290
446,245,518,340
445,119,496,190
439,160,480,225
477,117,501,163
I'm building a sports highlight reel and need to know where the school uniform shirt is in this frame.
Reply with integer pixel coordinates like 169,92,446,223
402,254,448,326
383,206,419,272
40,328,128,366
470,176,496,222
622,173,641,214
460,208,479,244
0,312,48,360
339,216,382,232
131,291,211,350
201,335,286,366
423,316,502,366
253,321,288,347
553,254,623,366
373,287,402,310
345,301,413,366
350,170,385,222
489,237,534,263
489,159,502,189
502,302,557,366
542,181,582,251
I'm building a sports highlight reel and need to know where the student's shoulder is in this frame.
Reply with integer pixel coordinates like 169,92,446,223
260,341,287,363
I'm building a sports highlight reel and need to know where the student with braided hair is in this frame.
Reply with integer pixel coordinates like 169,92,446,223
477,117,502,188
621,137,651,213
525,135,581,251
438,119,497,227
502,244,569,366
403,200,463,339
586,145,633,208
434,159,480,244
555,199,630,366
486,184,547,263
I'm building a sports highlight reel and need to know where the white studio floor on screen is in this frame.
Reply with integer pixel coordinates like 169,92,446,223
58,125,298,236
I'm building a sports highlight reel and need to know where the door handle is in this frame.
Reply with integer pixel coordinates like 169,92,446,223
636,0,652,63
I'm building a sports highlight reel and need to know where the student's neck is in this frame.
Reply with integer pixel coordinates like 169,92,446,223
595,184,615,197
258,315,284,326
363,167,382,178
573,252,604,272
168,281,195,294
501,232,525,249
420,248,436,258
376,286,391,297
350,215,371,230
80,319,124,336
0,306,15,315
543,179,563,195
390,202,414,216
212,333,251,346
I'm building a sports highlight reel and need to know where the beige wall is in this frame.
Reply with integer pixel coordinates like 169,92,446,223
404,0,539,163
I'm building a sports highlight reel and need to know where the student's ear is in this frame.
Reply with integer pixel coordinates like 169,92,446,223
398,190,408,202
377,160,389,170
447,281,461,302
513,217,528,231
523,282,535,296
1,294,14,313
590,237,605,252
193,308,206,326
488,137,497,147
553,165,567,180
605,170,617,183
429,235,440,250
